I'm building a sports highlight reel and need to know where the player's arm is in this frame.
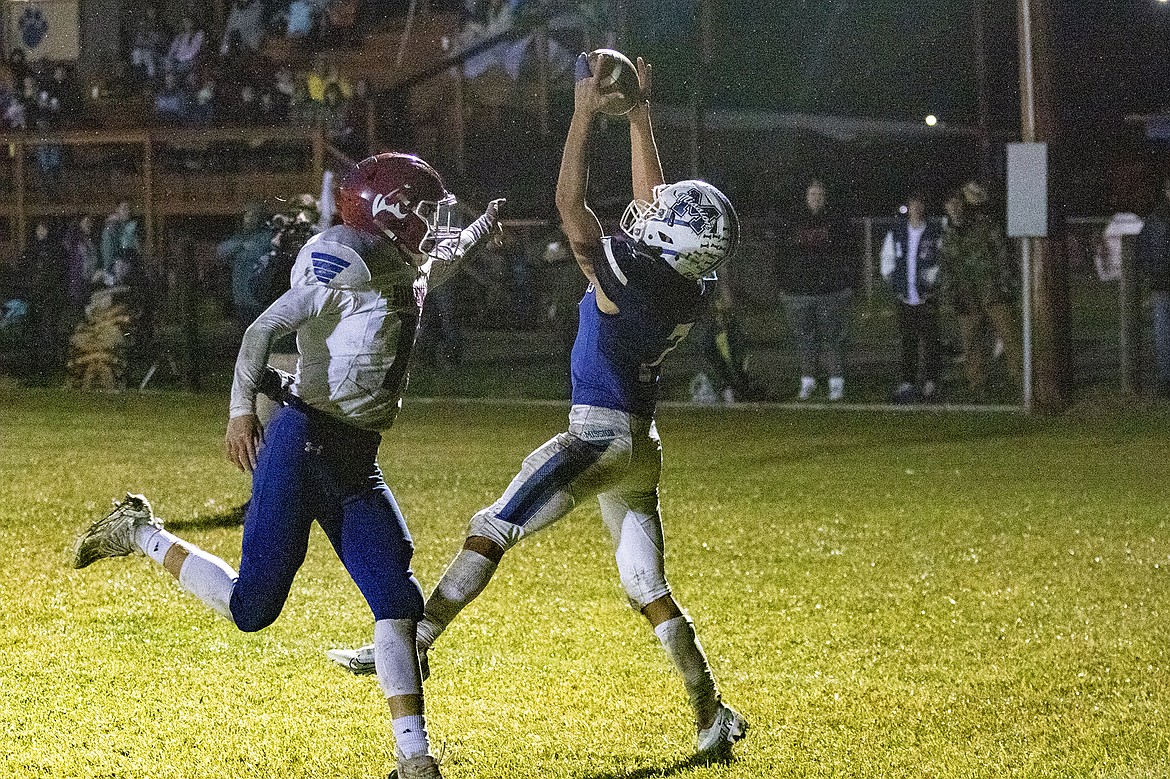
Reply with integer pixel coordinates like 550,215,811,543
627,57,664,204
425,198,506,290
225,286,319,472
556,57,618,312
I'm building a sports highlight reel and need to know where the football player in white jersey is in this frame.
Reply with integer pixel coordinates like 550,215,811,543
329,58,748,760
72,153,503,779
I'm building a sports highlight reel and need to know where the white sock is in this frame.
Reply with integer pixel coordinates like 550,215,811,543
134,525,237,621
177,548,238,622
135,524,175,564
655,615,720,726
417,549,498,650
392,714,429,760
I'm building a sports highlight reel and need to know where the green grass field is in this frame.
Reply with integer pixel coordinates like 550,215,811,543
2,388,1169,778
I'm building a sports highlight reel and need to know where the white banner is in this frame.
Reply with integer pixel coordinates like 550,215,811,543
6,0,79,61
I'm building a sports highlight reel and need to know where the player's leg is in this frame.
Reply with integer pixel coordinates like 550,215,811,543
600,418,746,757
73,403,318,633
417,414,627,661
72,493,238,620
318,474,439,777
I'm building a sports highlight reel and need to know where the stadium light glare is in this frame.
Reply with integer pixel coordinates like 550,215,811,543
925,114,939,126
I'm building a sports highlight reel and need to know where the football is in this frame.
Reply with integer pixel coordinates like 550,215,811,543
582,48,641,116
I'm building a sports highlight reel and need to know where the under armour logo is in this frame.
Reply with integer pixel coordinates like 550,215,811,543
304,441,323,455
373,192,408,220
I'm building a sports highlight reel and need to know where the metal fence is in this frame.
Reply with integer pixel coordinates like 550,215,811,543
2,213,1157,406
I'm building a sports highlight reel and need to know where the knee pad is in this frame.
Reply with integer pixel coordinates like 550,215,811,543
614,511,670,610
467,508,525,551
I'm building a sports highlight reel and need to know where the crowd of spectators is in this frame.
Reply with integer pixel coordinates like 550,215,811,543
0,49,88,132
1,1,373,161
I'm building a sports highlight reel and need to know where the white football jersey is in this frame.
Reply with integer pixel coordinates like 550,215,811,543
229,224,425,431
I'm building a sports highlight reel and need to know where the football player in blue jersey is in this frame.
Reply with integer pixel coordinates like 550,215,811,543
330,56,748,760
71,153,503,779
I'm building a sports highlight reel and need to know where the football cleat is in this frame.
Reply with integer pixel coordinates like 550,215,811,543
326,642,431,681
72,493,163,569
696,702,748,757
389,752,441,779
326,644,376,675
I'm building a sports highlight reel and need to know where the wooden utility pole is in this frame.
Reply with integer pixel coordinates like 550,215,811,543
1017,0,1069,411
689,0,714,178
972,0,992,178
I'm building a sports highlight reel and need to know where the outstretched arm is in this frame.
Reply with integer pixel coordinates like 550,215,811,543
627,57,664,205
555,61,605,278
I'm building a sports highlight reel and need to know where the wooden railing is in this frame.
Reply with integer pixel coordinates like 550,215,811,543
0,125,329,258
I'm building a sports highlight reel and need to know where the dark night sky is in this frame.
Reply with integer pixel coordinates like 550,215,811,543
618,0,1170,212
626,1,1170,127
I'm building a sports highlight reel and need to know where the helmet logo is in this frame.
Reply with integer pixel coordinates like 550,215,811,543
663,187,720,236
373,191,409,220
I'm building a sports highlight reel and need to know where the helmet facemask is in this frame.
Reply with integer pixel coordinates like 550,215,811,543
413,194,461,259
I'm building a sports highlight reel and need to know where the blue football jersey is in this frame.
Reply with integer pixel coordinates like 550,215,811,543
570,235,708,415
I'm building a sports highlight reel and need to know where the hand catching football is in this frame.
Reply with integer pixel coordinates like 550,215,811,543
574,49,644,116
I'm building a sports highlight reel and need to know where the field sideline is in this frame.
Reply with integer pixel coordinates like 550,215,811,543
1,388,1168,778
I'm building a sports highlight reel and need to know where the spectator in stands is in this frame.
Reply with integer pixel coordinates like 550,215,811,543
31,87,64,196
880,190,943,403
46,64,84,126
460,0,518,79
286,79,318,128
191,74,216,124
6,48,28,88
0,81,16,129
778,177,854,402
258,85,288,125
320,0,360,47
1137,175,1170,399
340,78,370,157
220,0,267,56
216,202,274,331
273,65,298,101
939,182,1022,400
154,70,194,123
164,14,206,79
26,221,69,373
306,55,351,102
65,214,100,324
321,82,348,136
128,6,165,82
100,201,137,283
1097,211,1142,283
284,0,326,42
238,83,263,125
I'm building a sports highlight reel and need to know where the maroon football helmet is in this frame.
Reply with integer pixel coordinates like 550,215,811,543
337,152,458,255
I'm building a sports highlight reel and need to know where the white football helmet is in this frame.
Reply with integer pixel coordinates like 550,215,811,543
620,180,740,280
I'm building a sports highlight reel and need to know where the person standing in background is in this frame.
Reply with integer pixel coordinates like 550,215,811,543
939,182,1022,400
1137,175,1170,398
778,177,854,401
880,191,943,403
